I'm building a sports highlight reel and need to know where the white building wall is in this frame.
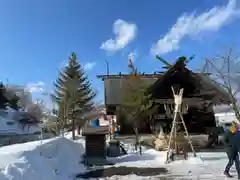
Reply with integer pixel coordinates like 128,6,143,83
215,112,237,125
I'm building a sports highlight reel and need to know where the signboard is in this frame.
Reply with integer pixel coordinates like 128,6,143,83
152,114,173,119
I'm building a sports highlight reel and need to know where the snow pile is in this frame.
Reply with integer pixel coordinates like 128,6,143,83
0,137,85,180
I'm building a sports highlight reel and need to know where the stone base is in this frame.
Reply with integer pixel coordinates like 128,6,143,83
154,133,188,151
107,140,127,157
107,140,121,157
167,150,188,163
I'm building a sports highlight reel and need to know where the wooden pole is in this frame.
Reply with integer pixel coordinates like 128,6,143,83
165,86,196,163
165,108,178,163
179,113,196,157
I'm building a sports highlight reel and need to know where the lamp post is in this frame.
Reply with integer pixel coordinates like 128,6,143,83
39,122,44,145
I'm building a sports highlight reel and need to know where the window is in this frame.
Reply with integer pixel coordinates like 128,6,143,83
6,121,15,125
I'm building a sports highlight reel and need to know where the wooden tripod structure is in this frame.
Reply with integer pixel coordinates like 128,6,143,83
165,86,196,164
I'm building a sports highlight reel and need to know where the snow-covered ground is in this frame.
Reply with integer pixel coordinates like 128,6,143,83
106,149,235,179
0,133,237,180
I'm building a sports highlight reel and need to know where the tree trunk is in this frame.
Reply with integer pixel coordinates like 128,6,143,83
133,122,139,152
77,126,81,135
134,128,139,151
232,100,240,120
72,118,76,140
55,123,60,135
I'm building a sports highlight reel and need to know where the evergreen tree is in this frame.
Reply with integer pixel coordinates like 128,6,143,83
0,83,8,109
7,95,20,110
0,83,20,110
52,52,96,139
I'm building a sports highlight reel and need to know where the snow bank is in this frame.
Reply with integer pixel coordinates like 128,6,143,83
0,137,85,180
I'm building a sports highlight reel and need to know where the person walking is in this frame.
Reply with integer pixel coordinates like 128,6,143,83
223,122,240,179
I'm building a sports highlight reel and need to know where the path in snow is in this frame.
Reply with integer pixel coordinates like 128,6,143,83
101,138,238,179
77,166,167,179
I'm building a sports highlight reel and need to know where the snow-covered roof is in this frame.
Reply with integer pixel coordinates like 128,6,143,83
213,105,235,114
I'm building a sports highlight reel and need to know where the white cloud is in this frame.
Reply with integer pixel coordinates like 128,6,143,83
100,19,137,53
84,62,96,71
26,81,45,93
151,0,240,55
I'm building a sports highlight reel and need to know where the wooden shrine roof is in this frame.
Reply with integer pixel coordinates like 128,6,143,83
96,60,230,106
148,61,231,104
96,72,209,80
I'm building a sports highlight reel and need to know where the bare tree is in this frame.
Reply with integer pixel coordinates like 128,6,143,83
204,48,240,119
6,85,33,110
25,101,44,122
6,84,44,121
121,57,157,152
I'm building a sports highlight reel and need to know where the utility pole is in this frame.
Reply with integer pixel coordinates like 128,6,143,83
105,60,109,75
5,78,9,88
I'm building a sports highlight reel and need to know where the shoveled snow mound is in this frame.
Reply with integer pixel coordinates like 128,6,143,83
0,137,85,180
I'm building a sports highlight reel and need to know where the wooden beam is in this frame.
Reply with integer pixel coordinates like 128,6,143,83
153,98,212,104
96,74,162,79
96,73,210,81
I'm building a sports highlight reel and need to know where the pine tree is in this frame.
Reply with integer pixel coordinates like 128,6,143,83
0,83,20,110
7,95,20,110
0,83,8,110
52,52,96,139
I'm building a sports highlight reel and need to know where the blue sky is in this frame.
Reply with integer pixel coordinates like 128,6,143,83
0,0,239,107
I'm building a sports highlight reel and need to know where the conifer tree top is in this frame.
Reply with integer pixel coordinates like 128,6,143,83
71,52,76,60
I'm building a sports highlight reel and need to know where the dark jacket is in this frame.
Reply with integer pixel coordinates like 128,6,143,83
223,130,238,151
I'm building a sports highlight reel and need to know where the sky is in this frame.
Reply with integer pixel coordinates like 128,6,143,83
0,0,240,108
